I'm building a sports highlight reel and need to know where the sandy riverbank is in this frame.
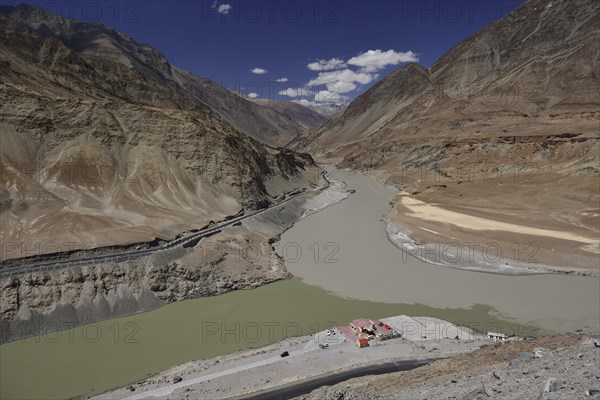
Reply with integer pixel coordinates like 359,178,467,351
381,170,600,275
384,222,582,276
300,178,349,218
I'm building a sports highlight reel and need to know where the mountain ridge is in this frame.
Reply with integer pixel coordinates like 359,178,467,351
0,3,318,147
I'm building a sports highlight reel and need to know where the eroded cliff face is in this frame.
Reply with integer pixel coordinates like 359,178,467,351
0,260,285,343
0,194,309,343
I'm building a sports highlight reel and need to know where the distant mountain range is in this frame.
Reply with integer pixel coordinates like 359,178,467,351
252,99,329,131
295,100,348,118
0,3,324,258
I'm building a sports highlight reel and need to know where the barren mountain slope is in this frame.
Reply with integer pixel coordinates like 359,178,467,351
0,7,320,260
172,69,310,146
294,0,600,272
297,0,599,154
0,4,306,147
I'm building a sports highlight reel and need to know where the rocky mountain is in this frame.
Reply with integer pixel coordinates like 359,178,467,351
296,0,599,158
252,99,329,131
0,4,320,260
293,0,599,271
0,3,307,147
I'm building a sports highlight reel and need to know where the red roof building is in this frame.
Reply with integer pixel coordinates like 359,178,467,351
350,319,376,336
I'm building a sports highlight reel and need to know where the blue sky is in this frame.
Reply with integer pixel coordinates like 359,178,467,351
13,0,523,106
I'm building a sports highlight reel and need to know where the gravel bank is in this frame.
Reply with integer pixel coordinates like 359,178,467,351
296,333,600,399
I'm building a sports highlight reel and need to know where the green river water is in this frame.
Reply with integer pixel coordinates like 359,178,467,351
0,277,525,400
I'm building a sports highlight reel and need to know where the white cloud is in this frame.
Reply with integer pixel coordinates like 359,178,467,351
347,49,418,72
307,58,347,71
307,69,375,94
251,67,268,75
247,92,258,99
308,69,374,86
292,99,320,107
314,90,346,103
211,2,232,14
218,4,232,14
275,77,288,83
278,87,311,98
325,81,357,93
288,49,418,108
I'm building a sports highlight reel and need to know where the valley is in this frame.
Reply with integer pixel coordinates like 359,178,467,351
0,0,598,399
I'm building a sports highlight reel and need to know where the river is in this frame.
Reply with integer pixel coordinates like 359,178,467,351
279,170,599,333
1,170,598,400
